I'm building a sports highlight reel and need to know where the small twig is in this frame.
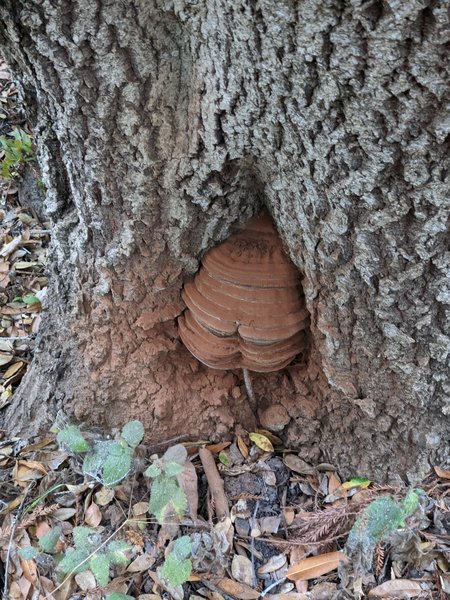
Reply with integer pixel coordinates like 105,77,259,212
29,230,52,236
261,577,287,597
242,368,256,410
147,434,190,454
250,500,260,588
199,448,229,520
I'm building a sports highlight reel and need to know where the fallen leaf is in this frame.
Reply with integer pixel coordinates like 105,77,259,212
20,556,39,586
259,516,281,534
217,577,259,599
75,570,97,591
434,465,450,479
283,507,295,526
127,552,156,572
95,486,115,506
14,261,38,270
177,459,198,521
231,554,254,586
367,579,422,597
237,435,249,459
206,441,231,454
289,547,308,593
0,236,22,258
283,455,315,475
257,553,287,575
2,360,24,379
327,472,341,494
0,352,13,366
286,551,348,581
85,501,102,527
249,432,274,453
52,507,77,521
255,429,282,445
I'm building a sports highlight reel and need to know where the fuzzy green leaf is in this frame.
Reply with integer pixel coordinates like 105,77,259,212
144,463,161,478
102,442,132,486
149,476,187,524
39,526,61,553
57,426,90,453
107,540,130,565
106,594,135,600
163,462,185,476
121,420,144,448
161,553,192,586
72,526,95,550
82,441,113,479
18,546,38,560
172,535,191,560
163,444,187,465
59,547,90,574
90,553,111,587
22,294,40,305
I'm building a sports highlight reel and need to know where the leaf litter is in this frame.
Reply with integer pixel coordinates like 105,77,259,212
0,58,50,410
1,421,450,599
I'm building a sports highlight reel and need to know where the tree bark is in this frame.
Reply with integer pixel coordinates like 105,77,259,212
0,0,448,482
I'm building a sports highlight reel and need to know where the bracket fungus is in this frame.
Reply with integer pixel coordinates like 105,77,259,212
178,212,309,401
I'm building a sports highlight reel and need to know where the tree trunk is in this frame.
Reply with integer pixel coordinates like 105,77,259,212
0,0,448,482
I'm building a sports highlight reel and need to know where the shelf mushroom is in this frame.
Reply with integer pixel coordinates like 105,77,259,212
178,211,309,403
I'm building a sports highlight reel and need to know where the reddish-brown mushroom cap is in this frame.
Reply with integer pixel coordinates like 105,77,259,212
178,212,308,373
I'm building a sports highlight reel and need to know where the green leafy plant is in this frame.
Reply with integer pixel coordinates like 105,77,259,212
161,535,192,586
345,489,422,573
58,526,130,586
145,444,192,587
56,420,144,486
0,127,35,179
145,444,188,524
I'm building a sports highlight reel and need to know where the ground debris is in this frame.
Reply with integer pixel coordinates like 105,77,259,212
0,425,448,599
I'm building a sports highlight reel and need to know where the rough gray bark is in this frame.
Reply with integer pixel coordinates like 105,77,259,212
0,0,449,482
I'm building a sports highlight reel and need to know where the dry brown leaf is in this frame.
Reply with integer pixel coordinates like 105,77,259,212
286,551,348,581
20,556,39,586
3,360,24,379
257,553,286,575
231,554,254,586
20,438,54,454
52,507,77,521
367,579,422,597
85,501,102,527
434,465,450,479
217,577,259,599
95,486,115,506
283,507,295,526
327,471,341,494
283,454,315,475
75,570,97,591
127,552,156,572
237,435,249,459
206,441,231,454
289,547,308,593
177,459,198,521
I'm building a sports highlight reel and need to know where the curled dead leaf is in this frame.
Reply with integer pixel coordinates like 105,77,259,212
217,577,260,599
286,551,348,581
367,578,422,597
